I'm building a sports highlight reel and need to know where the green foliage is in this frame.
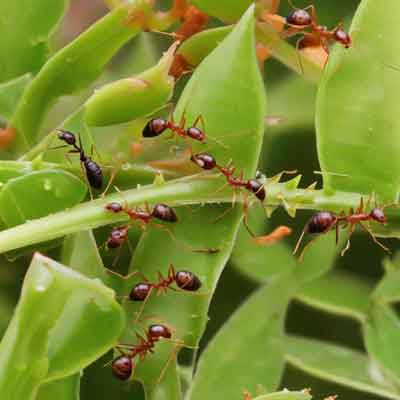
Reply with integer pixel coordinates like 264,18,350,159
0,1,399,400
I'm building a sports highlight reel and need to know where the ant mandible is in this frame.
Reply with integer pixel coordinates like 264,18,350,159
293,197,390,261
283,2,351,56
57,130,103,190
112,324,172,381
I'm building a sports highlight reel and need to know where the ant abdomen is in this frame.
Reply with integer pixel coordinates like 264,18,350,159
84,158,103,189
186,127,205,141
130,282,152,301
107,226,128,249
286,9,312,26
334,28,351,48
307,212,336,234
142,118,169,137
175,270,202,291
191,153,217,170
148,324,172,341
112,355,133,381
245,179,266,201
152,204,178,222
106,202,124,213
369,208,387,224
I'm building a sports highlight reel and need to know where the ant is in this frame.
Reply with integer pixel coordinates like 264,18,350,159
143,113,206,143
112,324,172,381
283,2,351,56
190,153,266,201
293,197,391,261
56,129,103,191
105,201,218,257
129,264,202,302
105,201,177,253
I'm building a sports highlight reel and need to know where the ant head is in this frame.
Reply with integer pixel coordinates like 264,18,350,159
334,27,351,48
191,153,217,170
370,208,387,224
57,129,76,145
148,324,172,341
129,282,152,301
112,355,133,380
245,179,266,201
175,270,202,291
186,126,205,141
142,118,168,138
107,226,128,249
105,202,124,213
152,204,178,223
286,9,312,26
308,211,336,234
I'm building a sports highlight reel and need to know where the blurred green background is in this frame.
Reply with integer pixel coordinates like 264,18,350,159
3,1,398,399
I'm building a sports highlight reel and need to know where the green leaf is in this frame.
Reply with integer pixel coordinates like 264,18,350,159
296,270,372,322
0,0,68,82
9,4,144,154
286,335,400,400
316,0,400,201
252,391,312,400
188,274,296,400
363,303,400,387
0,74,31,120
0,170,87,228
61,230,108,283
0,253,124,399
372,257,400,303
189,0,253,22
84,42,176,127
37,375,80,400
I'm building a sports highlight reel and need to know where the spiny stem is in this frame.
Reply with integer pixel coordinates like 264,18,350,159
0,173,398,255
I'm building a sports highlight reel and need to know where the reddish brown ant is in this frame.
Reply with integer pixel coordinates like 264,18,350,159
129,264,202,302
142,113,206,143
112,324,172,381
293,197,392,261
283,2,351,56
190,153,266,202
105,201,219,257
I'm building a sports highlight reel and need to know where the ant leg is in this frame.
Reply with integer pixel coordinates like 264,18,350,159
134,286,155,323
213,189,238,223
242,195,256,238
359,222,391,253
80,161,94,200
292,224,308,255
357,196,364,213
341,223,356,256
295,36,305,75
335,221,340,244
155,344,181,384
101,163,120,197
298,235,323,262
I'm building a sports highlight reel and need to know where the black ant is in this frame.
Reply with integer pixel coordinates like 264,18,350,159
57,130,103,191
293,197,391,260
283,3,351,56
112,324,172,381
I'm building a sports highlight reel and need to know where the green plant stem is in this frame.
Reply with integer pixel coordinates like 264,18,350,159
256,22,323,84
0,173,397,255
